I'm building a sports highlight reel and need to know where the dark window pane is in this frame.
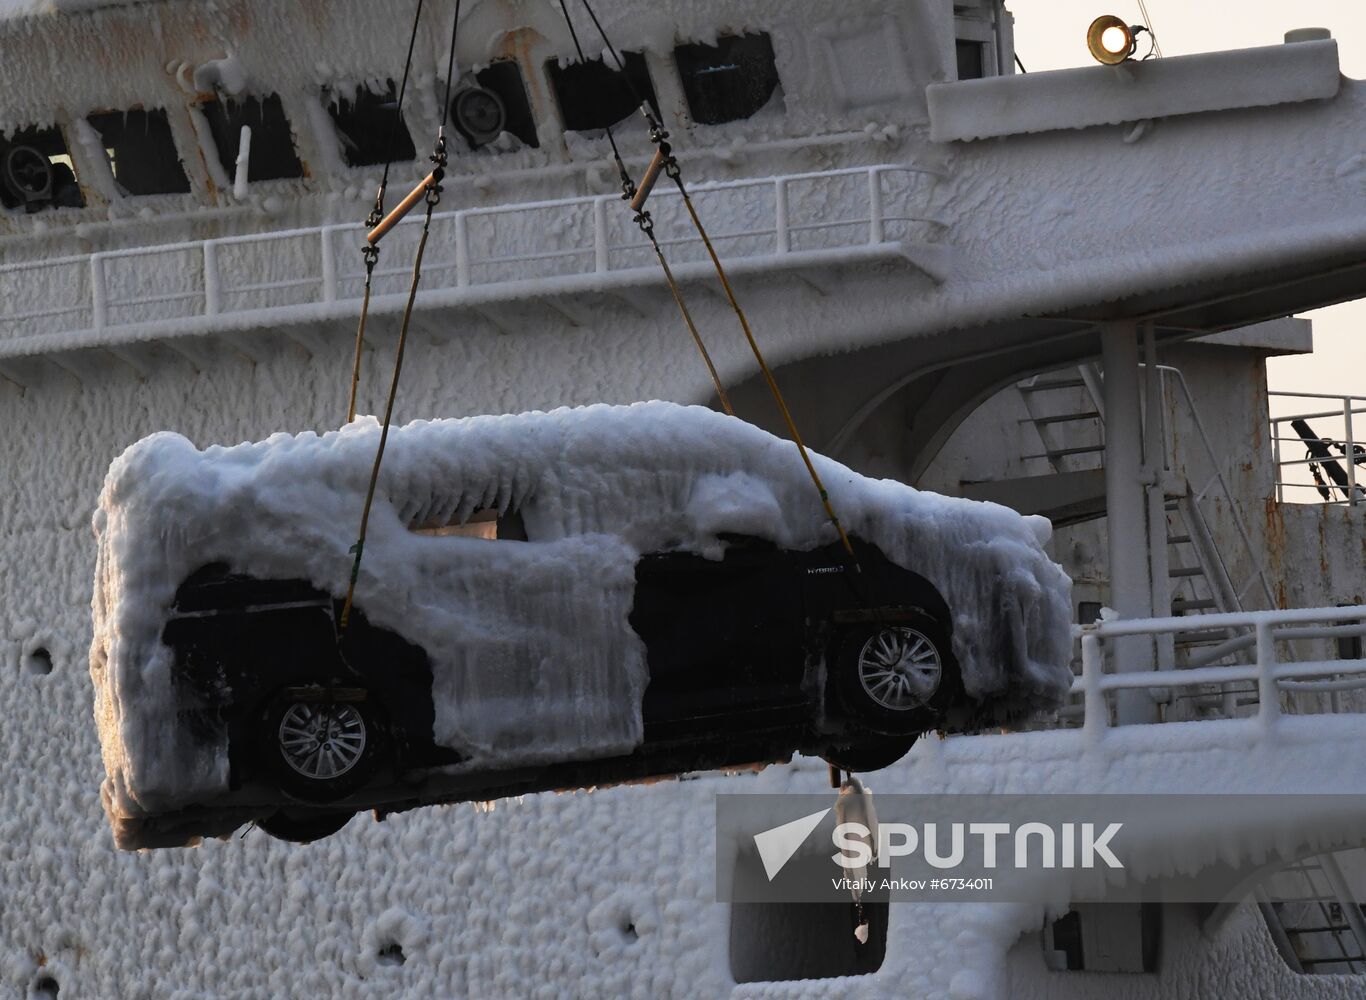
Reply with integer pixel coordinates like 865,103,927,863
201,94,303,182
455,60,538,149
675,32,780,125
0,124,84,211
956,39,986,80
87,109,191,196
326,80,416,167
546,50,657,133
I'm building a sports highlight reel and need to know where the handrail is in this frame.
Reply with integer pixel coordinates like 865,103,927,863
0,164,937,345
1269,391,1363,506
1071,604,1366,731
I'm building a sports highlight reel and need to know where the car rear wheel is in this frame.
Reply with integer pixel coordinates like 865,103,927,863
822,734,918,773
262,693,381,802
257,809,352,844
833,615,959,735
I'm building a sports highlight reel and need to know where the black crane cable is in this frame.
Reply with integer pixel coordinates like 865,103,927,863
348,0,429,424
340,0,461,631
555,0,733,415
566,0,858,564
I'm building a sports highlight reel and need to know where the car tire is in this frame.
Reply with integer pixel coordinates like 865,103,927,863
257,809,353,844
833,614,959,735
822,734,918,773
261,692,382,802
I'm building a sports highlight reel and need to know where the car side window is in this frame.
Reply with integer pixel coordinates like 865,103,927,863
410,507,528,541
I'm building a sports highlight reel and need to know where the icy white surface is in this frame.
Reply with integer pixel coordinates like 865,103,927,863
91,401,1072,820
928,40,1342,143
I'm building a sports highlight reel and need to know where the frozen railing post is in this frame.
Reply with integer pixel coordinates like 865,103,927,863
1345,396,1358,504
593,197,609,274
1080,629,1107,734
89,253,107,330
455,213,471,288
320,227,338,303
202,241,220,316
1256,620,1279,724
774,177,790,254
868,168,885,244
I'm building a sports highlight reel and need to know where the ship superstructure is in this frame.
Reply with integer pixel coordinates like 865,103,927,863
0,0,1364,996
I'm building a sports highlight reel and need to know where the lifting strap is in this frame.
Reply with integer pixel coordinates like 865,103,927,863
340,0,462,631
564,0,857,561
555,0,733,416
347,0,428,425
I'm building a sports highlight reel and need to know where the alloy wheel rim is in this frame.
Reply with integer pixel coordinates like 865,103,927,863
278,702,367,780
857,626,942,710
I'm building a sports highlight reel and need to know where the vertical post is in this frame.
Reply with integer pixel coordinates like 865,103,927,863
1081,632,1107,734
1272,417,1283,503
455,213,471,288
1143,327,1173,671
868,168,884,244
1345,397,1357,506
774,177,790,254
320,227,338,303
1103,320,1158,724
202,241,220,316
593,197,609,274
1256,619,1278,723
89,253,107,331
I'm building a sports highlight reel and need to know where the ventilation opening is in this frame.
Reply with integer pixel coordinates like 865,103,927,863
410,507,528,541
546,51,657,134
1043,903,1160,973
87,108,191,196
675,32,781,125
32,976,58,999
26,647,53,676
956,39,987,80
730,899,887,982
326,80,416,167
201,94,304,182
0,125,84,212
376,941,405,966
450,60,539,151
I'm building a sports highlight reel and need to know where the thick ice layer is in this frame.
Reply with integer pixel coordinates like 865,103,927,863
90,402,1073,819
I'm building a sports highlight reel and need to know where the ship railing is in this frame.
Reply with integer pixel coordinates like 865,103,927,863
1066,604,1366,730
1270,391,1366,507
0,164,942,345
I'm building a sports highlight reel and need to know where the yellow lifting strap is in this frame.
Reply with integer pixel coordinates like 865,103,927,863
632,136,857,561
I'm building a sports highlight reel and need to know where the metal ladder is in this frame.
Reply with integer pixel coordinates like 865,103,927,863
1258,854,1366,974
1014,364,1257,628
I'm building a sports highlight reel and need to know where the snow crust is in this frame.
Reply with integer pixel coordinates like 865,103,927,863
91,401,1072,820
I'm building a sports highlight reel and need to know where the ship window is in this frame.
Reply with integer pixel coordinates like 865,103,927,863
450,61,539,150
675,33,781,125
326,80,416,167
1044,904,1160,973
87,109,191,196
956,39,986,80
201,93,304,182
546,51,658,134
0,125,85,212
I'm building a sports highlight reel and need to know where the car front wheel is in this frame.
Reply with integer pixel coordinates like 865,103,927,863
262,694,381,801
833,615,959,735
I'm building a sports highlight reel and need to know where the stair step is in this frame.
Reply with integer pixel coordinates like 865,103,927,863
1023,445,1107,460
1169,566,1204,578
1020,377,1086,392
1030,411,1102,426
1172,598,1218,611
1175,632,1229,645
1169,534,1192,545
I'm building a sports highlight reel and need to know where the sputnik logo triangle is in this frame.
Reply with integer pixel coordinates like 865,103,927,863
753,808,831,881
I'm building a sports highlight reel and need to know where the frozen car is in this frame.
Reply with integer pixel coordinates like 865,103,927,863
91,403,1073,849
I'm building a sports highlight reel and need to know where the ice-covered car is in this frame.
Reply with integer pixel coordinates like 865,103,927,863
90,403,1073,849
